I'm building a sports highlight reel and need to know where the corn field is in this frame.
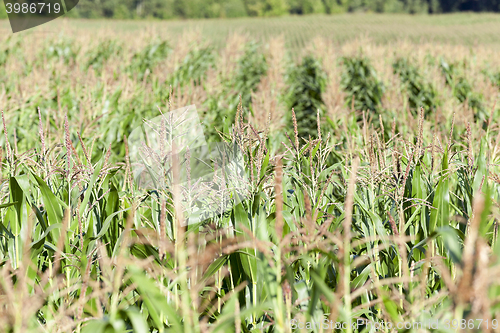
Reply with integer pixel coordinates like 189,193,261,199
1,21,500,333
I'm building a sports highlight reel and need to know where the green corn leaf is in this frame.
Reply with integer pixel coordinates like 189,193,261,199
203,255,229,281
0,202,17,209
129,266,181,329
382,293,402,323
30,223,63,250
430,153,450,232
437,226,462,264
81,320,109,333
9,177,24,236
32,174,65,242
473,136,488,193
80,157,105,218
91,209,128,240
124,307,149,333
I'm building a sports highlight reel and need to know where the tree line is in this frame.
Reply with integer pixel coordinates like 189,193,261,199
2,0,500,20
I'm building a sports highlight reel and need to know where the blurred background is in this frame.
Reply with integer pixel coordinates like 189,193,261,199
1,0,498,19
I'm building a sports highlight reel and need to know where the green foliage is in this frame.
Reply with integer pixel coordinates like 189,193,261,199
84,39,123,72
284,55,327,140
233,41,268,108
244,0,290,16
322,0,350,13
168,47,216,87
483,67,500,89
0,36,21,69
41,36,80,65
127,40,171,81
341,55,384,113
392,57,439,116
9,0,500,20
203,41,267,142
348,0,429,13
223,0,250,17
172,0,249,18
264,0,291,15
289,0,326,13
440,58,487,123
0,4,7,19
2,32,500,333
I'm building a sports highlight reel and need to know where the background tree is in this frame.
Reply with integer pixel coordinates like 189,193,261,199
18,0,500,19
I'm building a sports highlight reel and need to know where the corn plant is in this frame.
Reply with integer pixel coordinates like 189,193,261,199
341,56,384,113
284,55,326,140
40,36,80,66
127,40,171,81
393,57,440,116
0,36,21,68
202,42,267,142
168,47,216,88
84,39,123,72
440,58,487,125
231,41,268,111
